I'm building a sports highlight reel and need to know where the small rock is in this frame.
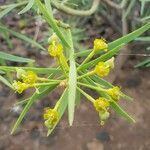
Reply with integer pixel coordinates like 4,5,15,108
96,131,110,142
87,139,104,150
125,77,141,88
30,127,40,140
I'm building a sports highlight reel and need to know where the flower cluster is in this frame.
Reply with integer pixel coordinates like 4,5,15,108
94,57,114,77
48,34,69,72
76,38,124,125
8,34,133,136
12,68,50,93
107,86,121,101
43,108,59,129
16,68,38,84
93,98,110,125
12,80,30,94
48,41,63,57
93,38,108,52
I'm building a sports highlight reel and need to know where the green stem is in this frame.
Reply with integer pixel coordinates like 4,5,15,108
51,0,100,16
57,57,68,78
77,87,95,103
15,99,29,106
77,82,106,92
35,0,70,48
33,81,60,87
77,71,95,80
54,88,67,110
77,50,95,71
37,77,62,82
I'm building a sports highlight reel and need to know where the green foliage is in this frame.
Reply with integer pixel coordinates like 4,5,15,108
0,52,34,63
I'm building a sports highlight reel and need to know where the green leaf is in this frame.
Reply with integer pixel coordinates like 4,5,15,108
109,23,150,50
0,52,34,63
135,37,150,42
47,88,68,136
18,0,35,14
76,23,150,58
0,25,46,51
92,75,113,88
110,100,135,123
75,49,91,57
0,2,27,19
75,87,81,106
123,0,136,19
140,0,148,16
135,58,150,68
0,5,16,19
0,75,13,88
141,15,150,21
0,29,13,48
35,0,70,48
44,0,53,15
11,83,58,134
0,66,61,74
80,44,124,70
65,30,77,126
0,70,5,74
146,63,150,67
77,71,134,122
92,75,133,101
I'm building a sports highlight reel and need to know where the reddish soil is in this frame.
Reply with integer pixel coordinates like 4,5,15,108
0,51,150,150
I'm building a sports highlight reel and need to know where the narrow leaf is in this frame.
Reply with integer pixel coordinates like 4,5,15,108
110,100,135,123
75,23,150,58
0,4,17,19
35,0,70,48
0,52,34,63
109,23,150,50
0,75,13,88
11,83,58,134
18,0,34,14
0,66,61,74
67,30,77,126
0,25,46,51
80,44,124,70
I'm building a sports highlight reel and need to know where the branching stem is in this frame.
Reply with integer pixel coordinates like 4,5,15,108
51,0,100,16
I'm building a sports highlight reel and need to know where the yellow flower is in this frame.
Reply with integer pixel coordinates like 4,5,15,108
94,62,110,77
43,108,59,129
48,41,63,57
16,68,38,84
12,80,29,94
94,98,110,125
107,86,121,101
22,71,38,84
93,97,110,113
93,38,108,52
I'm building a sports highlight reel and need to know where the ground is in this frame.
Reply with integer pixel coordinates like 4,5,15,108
0,50,150,150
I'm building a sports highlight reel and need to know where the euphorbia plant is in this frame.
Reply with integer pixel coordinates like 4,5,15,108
0,0,150,136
